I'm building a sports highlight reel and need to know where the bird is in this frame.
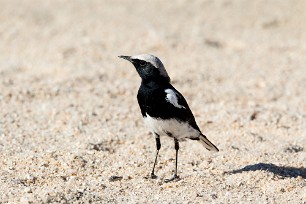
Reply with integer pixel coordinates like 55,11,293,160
119,54,219,182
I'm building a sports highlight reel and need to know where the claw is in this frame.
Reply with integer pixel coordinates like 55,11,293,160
164,174,179,183
151,173,158,179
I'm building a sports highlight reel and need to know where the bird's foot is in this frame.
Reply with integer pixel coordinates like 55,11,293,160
151,173,158,179
164,174,179,183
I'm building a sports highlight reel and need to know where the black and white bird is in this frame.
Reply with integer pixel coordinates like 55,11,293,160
119,54,219,182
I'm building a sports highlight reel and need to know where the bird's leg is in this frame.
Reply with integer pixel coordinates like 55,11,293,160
151,135,161,179
165,138,180,182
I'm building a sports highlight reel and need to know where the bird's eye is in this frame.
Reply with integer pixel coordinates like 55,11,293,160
139,61,146,67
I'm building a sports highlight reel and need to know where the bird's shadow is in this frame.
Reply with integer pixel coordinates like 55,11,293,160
226,163,306,179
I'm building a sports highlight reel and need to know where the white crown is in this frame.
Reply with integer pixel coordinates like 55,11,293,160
131,54,169,78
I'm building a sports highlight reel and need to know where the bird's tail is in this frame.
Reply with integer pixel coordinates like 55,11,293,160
199,134,219,152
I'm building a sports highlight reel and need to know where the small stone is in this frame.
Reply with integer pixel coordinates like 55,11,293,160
109,176,123,182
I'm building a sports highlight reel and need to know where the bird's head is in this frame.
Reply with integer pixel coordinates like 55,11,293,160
119,54,170,83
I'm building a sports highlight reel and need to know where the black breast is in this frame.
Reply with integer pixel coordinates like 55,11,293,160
136,81,201,132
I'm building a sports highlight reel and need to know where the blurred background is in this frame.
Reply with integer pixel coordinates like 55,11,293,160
0,0,305,203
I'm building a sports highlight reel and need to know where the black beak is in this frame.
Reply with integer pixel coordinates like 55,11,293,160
118,55,133,62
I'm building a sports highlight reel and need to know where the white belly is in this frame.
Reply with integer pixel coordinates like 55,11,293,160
143,113,200,140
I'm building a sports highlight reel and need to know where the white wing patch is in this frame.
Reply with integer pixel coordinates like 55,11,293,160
165,89,186,109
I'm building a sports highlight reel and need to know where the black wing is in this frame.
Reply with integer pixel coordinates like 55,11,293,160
137,83,201,132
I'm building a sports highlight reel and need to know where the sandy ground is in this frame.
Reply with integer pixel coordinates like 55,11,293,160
0,0,305,203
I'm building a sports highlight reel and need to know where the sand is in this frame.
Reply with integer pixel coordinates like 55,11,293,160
0,0,305,203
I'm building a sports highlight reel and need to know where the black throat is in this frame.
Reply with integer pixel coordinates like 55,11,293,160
141,77,170,89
